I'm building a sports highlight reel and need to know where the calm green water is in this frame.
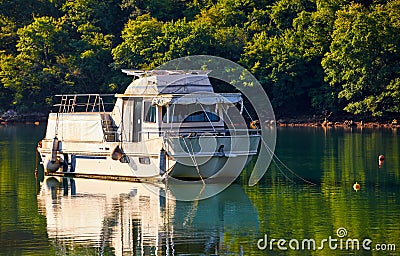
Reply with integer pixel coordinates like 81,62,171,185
0,125,399,255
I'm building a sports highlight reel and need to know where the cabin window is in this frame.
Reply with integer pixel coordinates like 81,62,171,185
162,106,168,122
184,111,219,122
162,104,220,123
144,102,156,123
139,157,150,165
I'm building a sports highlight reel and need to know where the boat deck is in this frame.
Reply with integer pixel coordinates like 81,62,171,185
44,171,163,183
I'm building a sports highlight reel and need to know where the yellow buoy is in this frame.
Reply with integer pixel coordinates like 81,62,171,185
353,182,361,192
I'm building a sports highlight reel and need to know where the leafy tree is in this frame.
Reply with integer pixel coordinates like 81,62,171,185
0,16,69,110
120,0,190,21
183,0,217,20
62,0,127,36
61,0,123,93
0,53,16,109
0,15,18,53
196,0,257,27
112,14,163,69
156,19,218,65
0,0,60,26
1,0,400,117
112,13,247,70
245,8,272,35
214,26,247,61
292,8,339,111
269,0,316,31
241,1,336,113
322,2,400,115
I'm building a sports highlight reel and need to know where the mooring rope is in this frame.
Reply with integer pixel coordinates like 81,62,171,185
243,105,254,122
198,102,216,133
181,136,205,185
182,184,205,227
264,144,296,184
261,137,316,185
55,112,60,137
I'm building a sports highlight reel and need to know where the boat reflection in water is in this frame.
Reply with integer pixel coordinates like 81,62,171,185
37,177,259,255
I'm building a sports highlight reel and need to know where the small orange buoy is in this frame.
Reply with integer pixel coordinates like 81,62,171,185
353,182,361,192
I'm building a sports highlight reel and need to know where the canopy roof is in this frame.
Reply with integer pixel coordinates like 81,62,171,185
121,70,214,95
119,70,243,106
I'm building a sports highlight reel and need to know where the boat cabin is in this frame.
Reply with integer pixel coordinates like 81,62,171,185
110,70,243,142
46,70,243,144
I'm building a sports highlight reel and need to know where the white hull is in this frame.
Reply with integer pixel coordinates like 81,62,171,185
170,155,252,180
38,134,259,180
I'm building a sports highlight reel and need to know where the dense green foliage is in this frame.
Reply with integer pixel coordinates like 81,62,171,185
1,0,399,116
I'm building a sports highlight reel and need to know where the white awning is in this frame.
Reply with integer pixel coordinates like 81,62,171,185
124,74,213,95
152,93,243,106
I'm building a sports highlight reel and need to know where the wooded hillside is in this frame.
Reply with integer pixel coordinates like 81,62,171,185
1,0,399,116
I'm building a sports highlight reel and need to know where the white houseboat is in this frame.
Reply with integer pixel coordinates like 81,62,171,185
37,70,260,180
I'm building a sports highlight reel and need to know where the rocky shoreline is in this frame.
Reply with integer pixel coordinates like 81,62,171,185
275,115,400,128
1,110,399,129
0,110,48,125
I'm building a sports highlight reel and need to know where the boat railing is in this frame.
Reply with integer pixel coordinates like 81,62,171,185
136,129,260,141
141,129,260,139
52,94,120,142
53,94,116,113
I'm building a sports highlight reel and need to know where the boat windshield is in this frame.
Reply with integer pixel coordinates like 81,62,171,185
162,104,220,123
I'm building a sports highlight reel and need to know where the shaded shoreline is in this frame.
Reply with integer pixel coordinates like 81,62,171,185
0,111,48,125
274,114,400,128
276,119,400,129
